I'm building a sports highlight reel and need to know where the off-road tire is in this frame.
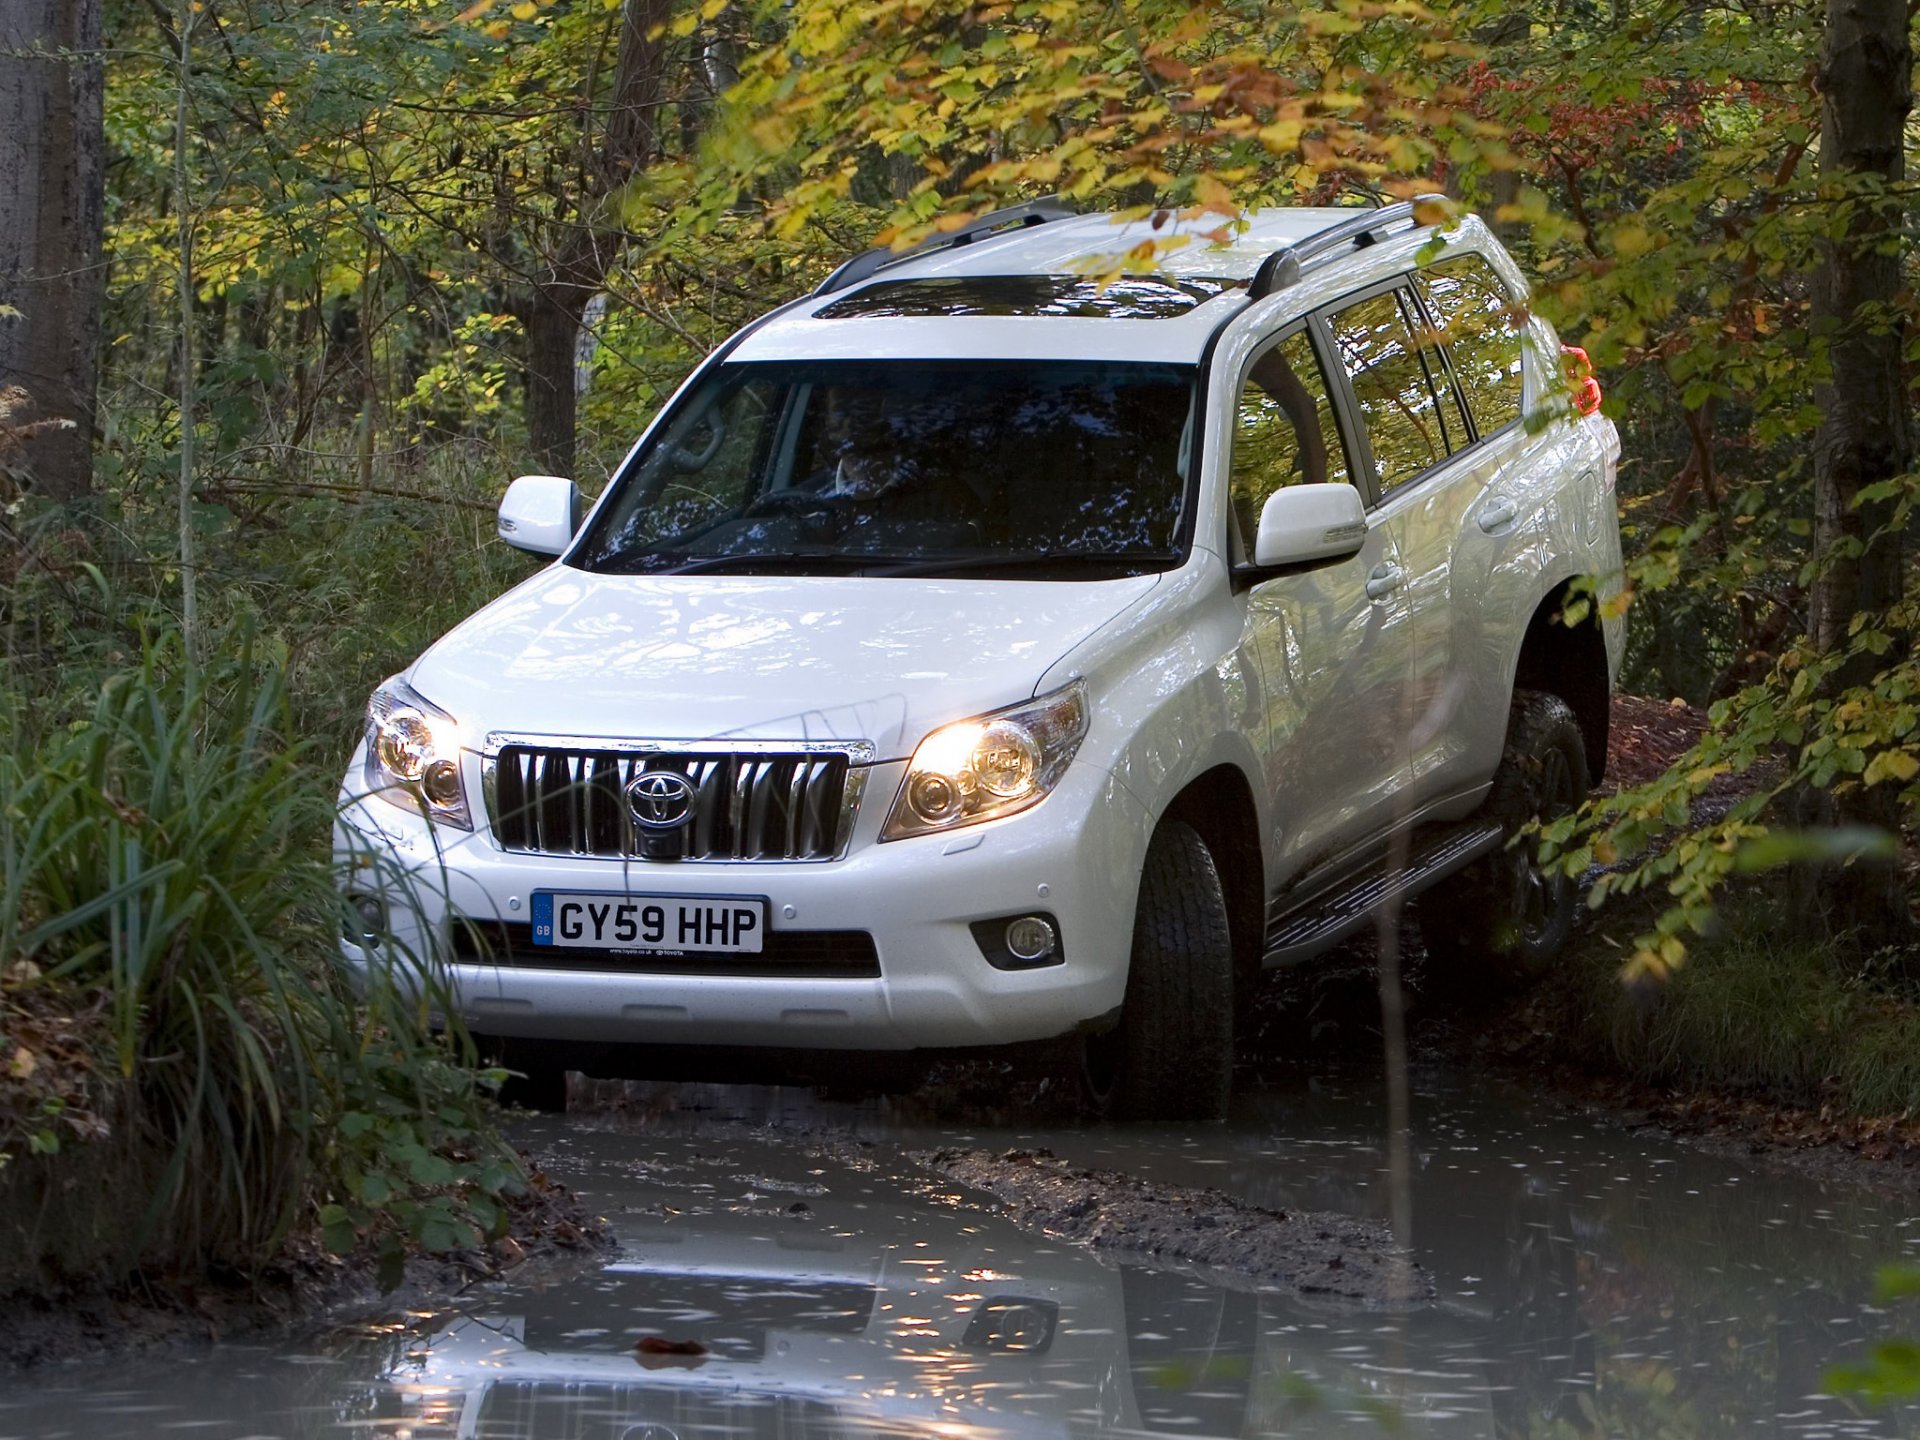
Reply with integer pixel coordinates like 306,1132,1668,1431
1419,689,1589,984
1086,820,1236,1121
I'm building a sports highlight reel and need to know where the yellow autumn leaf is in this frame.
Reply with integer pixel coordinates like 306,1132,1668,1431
510,1,537,18
1863,749,1920,786
8,1047,36,1080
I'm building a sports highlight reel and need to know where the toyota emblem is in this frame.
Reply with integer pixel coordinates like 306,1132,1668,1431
626,770,695,829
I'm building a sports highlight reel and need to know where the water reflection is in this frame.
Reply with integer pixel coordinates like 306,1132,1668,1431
3,1072,1920,1438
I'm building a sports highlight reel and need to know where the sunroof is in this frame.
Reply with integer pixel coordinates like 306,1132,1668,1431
815,274,1242,320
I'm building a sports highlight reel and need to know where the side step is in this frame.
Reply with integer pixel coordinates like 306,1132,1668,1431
1261,820,1505,968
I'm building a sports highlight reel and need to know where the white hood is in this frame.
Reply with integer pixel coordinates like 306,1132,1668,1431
408,566,1160,760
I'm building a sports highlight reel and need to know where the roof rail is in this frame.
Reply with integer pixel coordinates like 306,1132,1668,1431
1247,194,1448,302
813,197,1078,297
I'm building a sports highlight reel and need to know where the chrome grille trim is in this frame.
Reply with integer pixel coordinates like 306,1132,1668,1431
481,736,873,862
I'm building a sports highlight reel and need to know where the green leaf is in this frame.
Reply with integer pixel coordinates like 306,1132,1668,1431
319,1203,357,1255
1730,827,1899,873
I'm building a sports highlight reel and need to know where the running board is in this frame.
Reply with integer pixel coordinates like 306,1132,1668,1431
1261,821,1506,968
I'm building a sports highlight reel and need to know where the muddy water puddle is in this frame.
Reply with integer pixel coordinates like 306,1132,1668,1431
3,1069,1919,1438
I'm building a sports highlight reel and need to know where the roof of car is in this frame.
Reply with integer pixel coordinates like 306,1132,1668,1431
730,206,1480,365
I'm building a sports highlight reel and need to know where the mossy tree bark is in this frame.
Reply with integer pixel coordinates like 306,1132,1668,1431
0,0,105,504
1796,0,1914,948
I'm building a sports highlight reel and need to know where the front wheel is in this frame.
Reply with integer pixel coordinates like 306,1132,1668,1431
1419,689,1589,982
1084,820,1236,1121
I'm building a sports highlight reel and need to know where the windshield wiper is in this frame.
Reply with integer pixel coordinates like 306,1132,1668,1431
865,550,1174,578
634,551,877,576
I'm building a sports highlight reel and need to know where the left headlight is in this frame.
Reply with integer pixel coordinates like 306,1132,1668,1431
364,677,472,830
881,681,1089,842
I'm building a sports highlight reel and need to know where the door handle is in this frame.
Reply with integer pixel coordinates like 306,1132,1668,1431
1477,497,1518,533
1365,563,1405,601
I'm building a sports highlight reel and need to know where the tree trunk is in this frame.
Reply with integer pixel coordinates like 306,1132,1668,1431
525,286,592,477
1794,0,1914,947
0,0,105,503
518,0,670,479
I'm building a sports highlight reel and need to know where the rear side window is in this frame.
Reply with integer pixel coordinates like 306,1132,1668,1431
1418,254,1525,436
1327,288,1452,493
1227,329,1351,547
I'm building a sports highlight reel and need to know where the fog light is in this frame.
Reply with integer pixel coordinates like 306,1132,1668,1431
962,1296,1059,1354
348,894,386,944
1004,915,1056,962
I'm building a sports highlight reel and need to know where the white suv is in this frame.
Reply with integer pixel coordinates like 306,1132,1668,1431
337,199,1624,1119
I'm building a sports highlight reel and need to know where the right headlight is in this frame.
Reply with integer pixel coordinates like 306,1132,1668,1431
363,676,472,830
881,681,1089,841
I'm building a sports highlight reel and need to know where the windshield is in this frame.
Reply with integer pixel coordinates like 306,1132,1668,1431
571,360,1197,579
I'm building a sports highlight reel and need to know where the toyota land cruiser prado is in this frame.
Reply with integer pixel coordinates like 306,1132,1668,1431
336,198,1625,1120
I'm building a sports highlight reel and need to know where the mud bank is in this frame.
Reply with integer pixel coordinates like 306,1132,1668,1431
0,1154,610,1370
918,1145,1430,1308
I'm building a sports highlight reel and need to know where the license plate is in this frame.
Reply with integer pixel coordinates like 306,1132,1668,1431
530,892,767,954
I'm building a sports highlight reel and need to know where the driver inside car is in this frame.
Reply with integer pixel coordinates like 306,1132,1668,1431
744,386,983,548
806,386,909,500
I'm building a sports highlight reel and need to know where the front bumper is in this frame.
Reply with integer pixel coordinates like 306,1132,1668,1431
334,745,1151,1052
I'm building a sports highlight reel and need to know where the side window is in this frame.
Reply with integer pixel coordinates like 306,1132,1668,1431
1328,288,1451,493
1418,254,1525,436
1228,329,1351,547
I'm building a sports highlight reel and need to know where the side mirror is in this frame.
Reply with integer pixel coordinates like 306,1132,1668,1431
1251,482,1369,569
498,475,581,557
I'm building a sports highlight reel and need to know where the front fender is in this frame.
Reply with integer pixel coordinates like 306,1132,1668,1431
1039,553,1272,875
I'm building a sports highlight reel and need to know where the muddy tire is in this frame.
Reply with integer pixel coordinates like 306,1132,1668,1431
1420,689,1589,983
1086,821,1235,1121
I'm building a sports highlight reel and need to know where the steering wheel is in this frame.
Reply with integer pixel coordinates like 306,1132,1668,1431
670,413,726,473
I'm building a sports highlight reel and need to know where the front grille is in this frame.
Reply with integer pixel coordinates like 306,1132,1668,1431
486,745,861,861
452,920,882,978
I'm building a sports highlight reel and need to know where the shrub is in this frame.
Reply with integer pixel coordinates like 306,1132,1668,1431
0,621,518,1283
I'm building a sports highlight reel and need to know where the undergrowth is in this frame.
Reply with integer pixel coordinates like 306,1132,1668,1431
1554,888,1920,1116
0,442,546,1288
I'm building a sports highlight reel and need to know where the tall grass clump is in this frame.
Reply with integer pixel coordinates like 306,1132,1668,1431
1561,891,1920,1116
0,619,519,1286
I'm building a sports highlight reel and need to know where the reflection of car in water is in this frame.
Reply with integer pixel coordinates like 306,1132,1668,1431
371,1214,1172,1440
360,1204,1519,1440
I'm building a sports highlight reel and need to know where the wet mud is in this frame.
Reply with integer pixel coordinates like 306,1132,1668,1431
918,1144,1430,1308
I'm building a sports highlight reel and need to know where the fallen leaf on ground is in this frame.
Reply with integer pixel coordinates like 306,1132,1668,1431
635,1336,707,1356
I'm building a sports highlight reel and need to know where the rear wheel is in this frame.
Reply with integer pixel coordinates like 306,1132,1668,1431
1084,820,1235,1121
1420,689,1589,982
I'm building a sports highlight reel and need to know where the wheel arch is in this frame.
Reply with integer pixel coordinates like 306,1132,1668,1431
1511,576,1612,782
